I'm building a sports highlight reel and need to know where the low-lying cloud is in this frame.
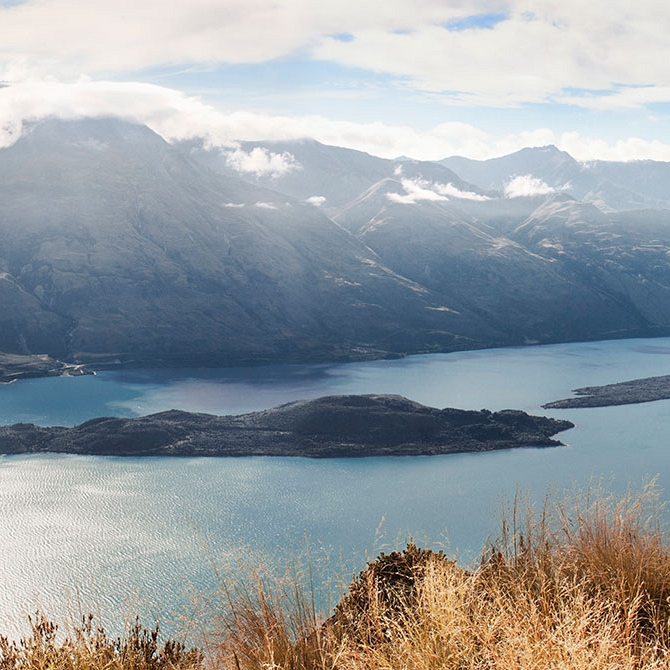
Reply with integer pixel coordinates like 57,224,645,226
387,178,449,204
433,182,489,201
2,80,670,163
388,177,489,204
504,175,556,198
224,146,300,178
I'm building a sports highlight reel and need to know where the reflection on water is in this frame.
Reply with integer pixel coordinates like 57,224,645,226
0,337,670,638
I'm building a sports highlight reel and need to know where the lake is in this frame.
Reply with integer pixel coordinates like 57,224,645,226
1,337,670,639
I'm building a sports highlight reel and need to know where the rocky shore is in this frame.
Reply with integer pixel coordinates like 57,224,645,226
543,374,670,408
0,394,574,458
0,353,94,384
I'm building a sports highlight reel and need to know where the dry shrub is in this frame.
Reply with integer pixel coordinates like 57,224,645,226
0,613,203,670
331,542,454,646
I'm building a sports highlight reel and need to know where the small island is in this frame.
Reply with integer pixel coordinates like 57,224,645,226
543,374,670,409
0,394,573,458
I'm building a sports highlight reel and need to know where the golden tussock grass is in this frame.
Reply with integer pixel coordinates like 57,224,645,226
211,483,670,669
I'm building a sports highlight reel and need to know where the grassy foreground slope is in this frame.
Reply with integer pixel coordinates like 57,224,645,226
3,486,670,669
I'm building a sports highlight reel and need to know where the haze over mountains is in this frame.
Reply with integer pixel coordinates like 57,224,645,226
3,116,670,370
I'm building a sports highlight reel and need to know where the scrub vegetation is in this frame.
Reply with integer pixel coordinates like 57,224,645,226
4,485,670,669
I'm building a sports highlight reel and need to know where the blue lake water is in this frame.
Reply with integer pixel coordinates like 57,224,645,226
1,337,670,638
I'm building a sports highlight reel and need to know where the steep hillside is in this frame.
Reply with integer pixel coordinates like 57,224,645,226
0,117,496,367
335,181,646,343
512,199,670,330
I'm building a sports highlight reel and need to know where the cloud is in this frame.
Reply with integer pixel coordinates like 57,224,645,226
504,175,555,198
305,195,327,206
312,0,670,107
2,0,670,110
558,132,670,162
387,176,490,204
0,0,471,77
387,178,449,204
0,78,240,149
255,201,278,209
223,202,245,208
224,146,300,178
433,182,490,201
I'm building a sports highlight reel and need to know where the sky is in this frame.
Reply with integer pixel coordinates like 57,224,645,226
2,0,670,161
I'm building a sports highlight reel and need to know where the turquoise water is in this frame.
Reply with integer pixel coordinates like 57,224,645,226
1,337,670,638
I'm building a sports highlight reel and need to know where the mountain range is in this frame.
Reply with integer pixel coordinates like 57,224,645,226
2,116,670,370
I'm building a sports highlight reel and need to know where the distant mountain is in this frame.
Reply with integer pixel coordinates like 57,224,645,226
440,146,670,212
0,117,497,367
182,138,492,215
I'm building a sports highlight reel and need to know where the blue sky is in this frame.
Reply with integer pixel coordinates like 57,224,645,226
1,0,670,161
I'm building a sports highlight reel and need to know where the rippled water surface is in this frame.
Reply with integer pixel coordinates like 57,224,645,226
2,337,670,637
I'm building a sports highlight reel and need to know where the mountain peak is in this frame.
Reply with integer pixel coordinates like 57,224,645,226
19,116,165,151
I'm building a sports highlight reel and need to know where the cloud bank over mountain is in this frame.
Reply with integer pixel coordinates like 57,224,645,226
2,1,670,162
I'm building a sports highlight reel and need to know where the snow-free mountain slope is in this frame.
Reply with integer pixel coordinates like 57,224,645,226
0,117,496,365
335,182,646,343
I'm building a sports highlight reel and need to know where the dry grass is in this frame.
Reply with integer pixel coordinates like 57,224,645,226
212,484,670,669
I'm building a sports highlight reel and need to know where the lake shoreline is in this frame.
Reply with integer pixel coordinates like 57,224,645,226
0,353,94,384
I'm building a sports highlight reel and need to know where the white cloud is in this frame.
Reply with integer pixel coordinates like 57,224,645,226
2,0,670,110
0,0,472,78
504,175,555,198
387,178,449,204
305,195,327,206
255,201,278,209
387,177,490,204
558,132,670,163
312,0,670,107
433,182,490,201
223,202,245,208
224,146,300,178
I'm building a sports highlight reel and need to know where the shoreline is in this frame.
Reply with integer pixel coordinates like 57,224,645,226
0,353,94,384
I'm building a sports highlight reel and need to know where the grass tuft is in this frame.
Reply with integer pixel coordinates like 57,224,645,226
0,613,203,670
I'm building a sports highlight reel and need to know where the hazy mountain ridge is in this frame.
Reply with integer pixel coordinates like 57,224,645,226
3,117,670,370
440,145,670,212
182,137,493,215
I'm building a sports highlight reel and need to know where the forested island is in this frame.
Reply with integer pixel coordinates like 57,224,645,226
0,394,573,458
